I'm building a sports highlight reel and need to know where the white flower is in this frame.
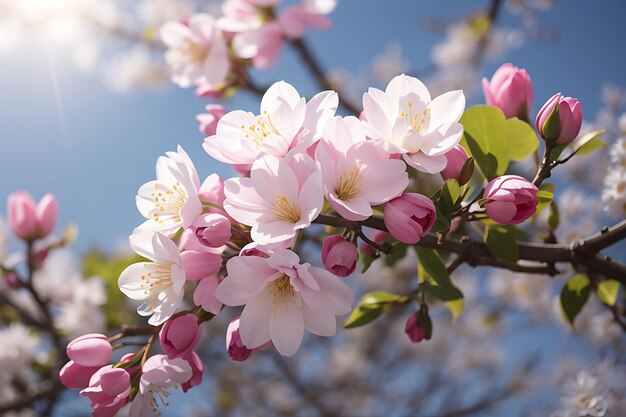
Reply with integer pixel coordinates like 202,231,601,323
609,138,626,168
204,80,338,166
135,146,203,236
104,46,168,91
601,168,626,217
369,42,409,84
55,299,106,340
118,232,186,325
552,371,609,417
0,323,40,378
33,249,83,304
362,74,465,173
160,13,230,88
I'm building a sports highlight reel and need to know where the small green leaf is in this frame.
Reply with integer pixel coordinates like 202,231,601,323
560,274,591,328
444,297,465,322
415,247,451,287
420,281,463,301
597,280,620,306
506,117,539,161
484,226,519,264
459,156,475,185
460,105,510,179
541,101,561,143
569,130,605,157
360,291,404,305
344,305,383,329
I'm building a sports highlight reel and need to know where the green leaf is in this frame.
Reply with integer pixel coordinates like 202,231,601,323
506,117,539,161
541,100,560,142
569,129,605,157
484,226,519,264
415,247,451,287
597,280,620,306
460,105,510,179
344,291,404,329
459,156,475,185
444,297,465,322
534,183,554,217
420,281,463,301
560,274,591,328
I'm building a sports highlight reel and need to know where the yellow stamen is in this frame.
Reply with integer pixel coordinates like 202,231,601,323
271,196,301,223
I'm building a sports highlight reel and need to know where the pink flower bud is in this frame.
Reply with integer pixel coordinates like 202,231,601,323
3,272,21,289
66,334,112,367
197,104,227,137
159,313,202,359
440,145,469,183
60,360,101,389
7,191,58,241
226,317,270,361
384,193,436,244
193,213,231,248
405,314,425,343
180,250,222,280
182,352,204,393
483,175,538,225
321,235,357,277
80,366,131,417
482,63,533,120
359,231,389,256
535,93,583,145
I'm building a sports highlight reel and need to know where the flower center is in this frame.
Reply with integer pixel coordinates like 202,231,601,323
183,42,208,64
270,274,296,313
138,263,174,312
148,388,172,415
400,100,430,132
150,182,187,224
271,196,301,223
336,163,362,201
616,181,626,194
242,111,282,148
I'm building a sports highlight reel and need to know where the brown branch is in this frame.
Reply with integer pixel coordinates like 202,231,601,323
312,214,626,282
289,38,361,116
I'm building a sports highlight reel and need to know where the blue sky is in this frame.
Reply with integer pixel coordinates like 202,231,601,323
1,0,625,251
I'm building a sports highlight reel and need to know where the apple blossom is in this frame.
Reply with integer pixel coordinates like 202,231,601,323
160,14,230,89
224,153,323,244
203,81,338,165
118,232,186,325
279,0,337,39
128,355,192,417
226,317,271,361
135,146,203,237
483,175,538,225
215,249,354,356
362,74,466,174
66,333,112,367
7,191,58,241
80,366,131,417
482,63,533,120
384,193,436,244
316,127,409,221
535,93,583,145
159,313,202,359
321,235,357,277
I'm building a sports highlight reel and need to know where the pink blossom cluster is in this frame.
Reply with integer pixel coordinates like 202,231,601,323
159,0,337,96
60,63,586,414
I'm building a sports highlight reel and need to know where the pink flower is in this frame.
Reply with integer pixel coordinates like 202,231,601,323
7,191,58,241
483,175,538,225
233,22,284,68
159,313,202,360
405,314,425,343
384,193,436,244
197,104,227,136
224,153,323,244
80,366,131,417
278,0,337,39
226,317,271,361
180,249,223,281
215,249,354,356
129,355,192,417
66,334,112,367
316,117,409,221
160,14,230,89
60,360,102,389
182,352,204,393
321,235,357,277
535,93,583,145
362,74,466,174
193,275,223,315
192,213,231,248
203,81,338,166
482,63,533,120
440,144,469,183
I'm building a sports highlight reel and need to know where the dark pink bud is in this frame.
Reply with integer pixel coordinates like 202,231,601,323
484,175,538,225
159,313,202,359
405,314,425,343
384,193,436,244
321,235,357,277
